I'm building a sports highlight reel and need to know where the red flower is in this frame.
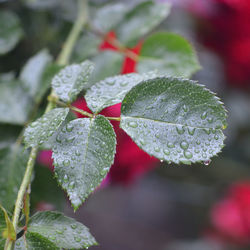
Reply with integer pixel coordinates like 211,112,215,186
38,31,158,185
191,0,250,88
211,182,250,244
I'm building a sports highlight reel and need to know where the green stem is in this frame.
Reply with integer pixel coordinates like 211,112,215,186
5,1,88,249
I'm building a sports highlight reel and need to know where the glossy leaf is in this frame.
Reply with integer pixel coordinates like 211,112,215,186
116,1,171,46
138,32,201,78
0,10,23,55
52,116,116,210
24,108,69,148
0,79,32,125
85,71,159,113
0,146,29,210
15,211,97,249
52,61,94,103
120,77,227,164
20,49,52,99
88,51,123,84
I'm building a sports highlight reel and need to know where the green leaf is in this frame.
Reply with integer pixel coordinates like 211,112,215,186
85,71,159,113
88,51,123,84
0,146,29,210
52,61,94,103
52,116,116,210
92,3,129,33
15,211,97,249
0,79,32,125
115,1,171,46
0,204,16,241
0,208,6,248
0,125,22,150
35,64,63,104
73,33,101,62
0,10,23,55
31,165,65,210
138,32,201,78
24,108,69,148
20,49,53,100
120,77,227,164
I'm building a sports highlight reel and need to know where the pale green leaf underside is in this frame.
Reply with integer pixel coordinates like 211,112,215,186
15,211,97,249
24,108,69,148
0,10,23,55
120,77,227,164
52,116,116,209
20,49,52,98
0,79,32,125
52,60,94,102
138,32,201,78
85,71,159,113
88,51,123,84
116,1,171,46
0,146,29,210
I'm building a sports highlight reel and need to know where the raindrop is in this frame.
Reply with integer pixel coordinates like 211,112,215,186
163,149,170,155
183,104,188,112
188,127,196,136
214,134,219,140
184,151,193,159
207,117,213,123
63,159,70,167
66,123,74,132
154,147,160,152
139,138,146,146
71,224,77,229
176,125,185,135
204,159,211,166
128,121,138,128
180,141,189,150
201,111,207,120
167,142,175,148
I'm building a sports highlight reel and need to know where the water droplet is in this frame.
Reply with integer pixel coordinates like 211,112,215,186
196,140,201,145
183,104,188,112
63,174,68,182
154,147,160,152
139,139,146,146
155,133,160,139
71,224,77,229
56,136,62,143
207,117,213,123
180,141,189,150
63,159,70,167
66,123,74,132
167,142,175,148
188,127,196,135
214,134,219,140
128,121,138,128
74,236,81,242
204,159,211,166
203,128,211,135
163,149,170,155
184,151,193,159
201,111,207,120
49,235,56,240
176,125,185,135
56,230,63,234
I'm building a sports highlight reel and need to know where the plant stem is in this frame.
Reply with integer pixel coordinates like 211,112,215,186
5,1,88,249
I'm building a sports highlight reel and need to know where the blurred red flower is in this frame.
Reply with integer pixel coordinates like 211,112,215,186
191,0,250,88
211,182,250,244
38,31,158,185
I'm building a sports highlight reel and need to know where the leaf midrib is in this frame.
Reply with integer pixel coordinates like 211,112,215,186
121,115,222,131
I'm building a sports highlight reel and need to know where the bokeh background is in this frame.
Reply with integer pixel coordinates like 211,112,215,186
1,0,250,249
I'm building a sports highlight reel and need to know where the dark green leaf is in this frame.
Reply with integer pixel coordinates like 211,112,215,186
138,32,201,78
20,49,52,100
0,146,29,210
88,51,123,84
0,125,22,150
0,79,32,125
115,1,171,46
15,211,97,249
52,116,116,210
85,71,159,113
0,11,23,55
52,61,94,103
0,208,6,248
31,165,65,210
120,77,227,164
24,108,69,148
